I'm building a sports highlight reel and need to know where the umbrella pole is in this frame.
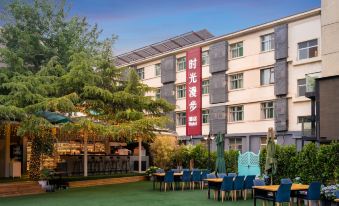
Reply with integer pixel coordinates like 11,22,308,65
84,134,88,177
138,138,142,173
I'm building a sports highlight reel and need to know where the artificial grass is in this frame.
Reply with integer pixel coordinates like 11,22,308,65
0,181,254,206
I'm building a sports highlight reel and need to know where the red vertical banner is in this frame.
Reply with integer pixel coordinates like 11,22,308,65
186,47,202,136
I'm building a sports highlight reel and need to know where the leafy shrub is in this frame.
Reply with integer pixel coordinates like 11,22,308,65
150,135,177,170
224,150,239,173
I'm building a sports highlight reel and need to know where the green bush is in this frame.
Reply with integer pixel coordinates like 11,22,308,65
296,143,321,183
273,145,298,184
224,150,239,173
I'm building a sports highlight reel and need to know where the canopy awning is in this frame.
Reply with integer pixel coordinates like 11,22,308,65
36,111,71,124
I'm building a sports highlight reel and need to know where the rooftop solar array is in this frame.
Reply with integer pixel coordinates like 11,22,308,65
114,29,214,67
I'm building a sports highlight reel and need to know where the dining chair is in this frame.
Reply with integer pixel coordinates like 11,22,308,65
243,175,256,200
280,178,292,184
191,170,202,190
297,182,321,206
221,176,234,202
217,173,227,178
336,190,339,198
201,170,209,189
163,171,175,192
253,179,267,206
181,170,191,191
233,175,245,201
206,173,218,200
228,173,237,177
275,183,292,206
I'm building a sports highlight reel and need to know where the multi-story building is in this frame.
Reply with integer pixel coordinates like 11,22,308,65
115,8,325,153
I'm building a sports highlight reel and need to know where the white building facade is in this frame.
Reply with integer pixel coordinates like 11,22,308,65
115,9,322,153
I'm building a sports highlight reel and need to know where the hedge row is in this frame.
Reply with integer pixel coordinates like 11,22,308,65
259,142,339,184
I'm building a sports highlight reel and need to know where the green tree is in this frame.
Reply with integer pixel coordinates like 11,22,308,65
0,0,174,180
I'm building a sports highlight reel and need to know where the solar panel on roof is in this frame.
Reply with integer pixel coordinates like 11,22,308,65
114,29,214,66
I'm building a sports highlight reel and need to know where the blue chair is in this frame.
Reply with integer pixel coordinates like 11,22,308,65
253,179,266,186
182,168,190,172
207,173,216,178
156,169,164,173
181,170,191,191
163,171,174,192
191,170,202,190
297,182,321,206
171,169,179,173
217,173,227,178
201,171,209,189
243,175,256,200
220,176,234,202
281,178,292,184
275,183,292,205
228,173,237,177
233,175,245,201
336,190,339,198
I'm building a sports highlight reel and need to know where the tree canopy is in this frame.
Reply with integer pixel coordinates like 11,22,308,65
0,0,174,179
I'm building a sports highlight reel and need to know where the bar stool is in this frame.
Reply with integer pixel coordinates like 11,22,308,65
103,156,111,174
89,156,96,175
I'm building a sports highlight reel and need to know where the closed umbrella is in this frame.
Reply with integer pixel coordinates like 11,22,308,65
215,132,226,175
264,127,277,185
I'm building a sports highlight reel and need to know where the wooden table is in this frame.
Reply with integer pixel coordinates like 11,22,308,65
334,199,339,203
152,173,183,191
204,178,223,200
253,184,309,206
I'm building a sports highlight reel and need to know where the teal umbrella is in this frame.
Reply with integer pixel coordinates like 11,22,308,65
36,111,71,124
215,132,226,174
265,127,277,184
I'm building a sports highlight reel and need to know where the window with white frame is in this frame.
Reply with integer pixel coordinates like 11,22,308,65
176,112,186,126
297,116,312,124
298,39,318,60
229,138,242,151
202,110,209,124
297,79,306,97
136,68,144,80
155,63,161,77
202,80,209,94
155,88,161,99
176,84,186,99
230,42,243,58
260,67,274,85
177,57,186,71
261,33,275,52
202,50,209,66
261,101,274,119
230,73,243,90
229,105,244,122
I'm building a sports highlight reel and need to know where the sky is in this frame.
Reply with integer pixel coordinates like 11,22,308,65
4,0,321,55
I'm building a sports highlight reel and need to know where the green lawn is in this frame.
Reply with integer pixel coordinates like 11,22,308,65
0,181,254,206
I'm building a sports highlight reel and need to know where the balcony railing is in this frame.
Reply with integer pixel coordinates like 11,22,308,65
305,72,321,98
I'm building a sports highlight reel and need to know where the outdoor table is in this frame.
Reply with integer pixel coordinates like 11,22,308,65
152,173,183,191
253,184,309,206
204,178,223,200
334,199,339,202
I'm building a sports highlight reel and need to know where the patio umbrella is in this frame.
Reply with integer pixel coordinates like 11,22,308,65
36,111,71,124
215,132,226,174
264,127,277,185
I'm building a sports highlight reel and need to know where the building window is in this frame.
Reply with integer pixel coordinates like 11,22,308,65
230,73,243,90
202,110,209,124
230,42,243,58
177,57,186,71
261,101,274,119
298,116,312,124
297,79,306,97
202,50,209,66
202,80,209,94
260,68,274,85
298,39,318,60
229,105,244,122
260,137,267,150
176,84,186,99
261,33,275,52
229,138,242,151
155,88,161,99
176,112,186,126
155,63,161,77
136,68,144,80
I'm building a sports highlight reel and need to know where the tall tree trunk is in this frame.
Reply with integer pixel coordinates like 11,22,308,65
84,134,88,177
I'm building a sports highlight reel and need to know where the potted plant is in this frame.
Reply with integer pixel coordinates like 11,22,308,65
38,169,54,192
321,184,338,206
145,166,160,181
